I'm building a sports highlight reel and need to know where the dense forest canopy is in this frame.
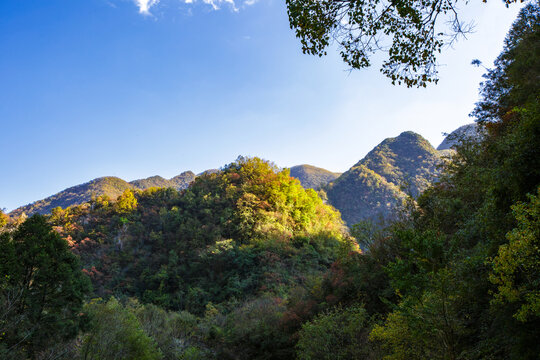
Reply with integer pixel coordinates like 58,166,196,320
1,2,539,359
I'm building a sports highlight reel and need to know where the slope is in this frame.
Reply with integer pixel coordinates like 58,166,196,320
327,131,443,224
130,171,196,190
437,123,483,150
11,171,197,216
289,164,341,189
10,177,135,217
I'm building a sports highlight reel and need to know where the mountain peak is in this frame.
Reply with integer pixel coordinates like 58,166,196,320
289,165,341,189
11,171,196,217
437,123,483,150
398,130,423,138
328,131,442,224
10,176,135,216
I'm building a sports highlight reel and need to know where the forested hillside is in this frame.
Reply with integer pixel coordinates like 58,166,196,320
129,171,196,191
2,157,357,359
289,165,341,189
1,3,538,360
11,172,196,217
8,131,449,225
10,176,136,217
327,131,443,224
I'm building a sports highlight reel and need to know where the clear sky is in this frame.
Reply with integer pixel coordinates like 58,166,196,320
0,0,524,211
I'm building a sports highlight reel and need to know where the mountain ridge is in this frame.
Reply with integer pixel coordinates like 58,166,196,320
326,131,445,224
437,123,482,150
289,164,341,189
10,127,464,220
11,172,196,216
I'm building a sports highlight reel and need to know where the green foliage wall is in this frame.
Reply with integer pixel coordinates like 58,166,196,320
48,157,351,318
296,305,374,360
81,298,162,360
0,215,91,359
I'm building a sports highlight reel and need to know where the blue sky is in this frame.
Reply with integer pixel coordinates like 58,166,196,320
0,0,524,211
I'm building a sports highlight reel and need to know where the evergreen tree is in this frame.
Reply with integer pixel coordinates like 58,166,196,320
0,215,91,359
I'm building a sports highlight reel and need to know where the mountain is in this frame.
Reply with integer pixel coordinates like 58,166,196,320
327,131,443,224
11,129,462,220
169,171,197,189
11,172,196,216
437,123,483,150
197,169,220,176
129,175,172,189
10,177,136,217
129,171,196,190
289,164,341,189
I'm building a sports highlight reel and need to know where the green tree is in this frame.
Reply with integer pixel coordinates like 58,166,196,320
0,209,8,228
116,189,138,213
0,214,91,359
296,305,374,360
370,268,469,360
81,297,162,360
490,188,540,322
220,296,289,359
286,0,520,87
134,302,204,360
139,156,349,312
368,5,540,358
472,2,540,123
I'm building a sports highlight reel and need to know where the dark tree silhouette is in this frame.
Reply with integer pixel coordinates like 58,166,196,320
0,215,91,359
286,0,522,87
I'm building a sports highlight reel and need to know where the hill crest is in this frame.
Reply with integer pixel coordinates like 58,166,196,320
289,164,341,189
11,172,196,216
327,131,443,224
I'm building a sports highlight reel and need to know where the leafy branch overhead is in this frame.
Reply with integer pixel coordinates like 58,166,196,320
286,0,520,87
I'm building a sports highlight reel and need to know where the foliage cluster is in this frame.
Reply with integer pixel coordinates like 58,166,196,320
295,4,540,359
285,0,520,87
0,215,91,359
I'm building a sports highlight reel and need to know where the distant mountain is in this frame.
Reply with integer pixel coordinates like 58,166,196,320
437,123,483,150
327,131,443,225
10,177,135,217
170,171,197,189
11,172,196,216
129,175,172,189
289,164,341,189
11,127,469,221
129,171,196,190
198,169,220,176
